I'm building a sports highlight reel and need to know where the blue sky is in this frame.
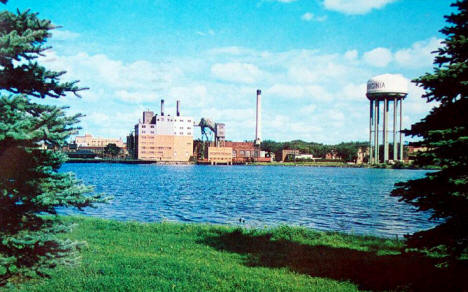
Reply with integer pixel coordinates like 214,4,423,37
6,0,454,143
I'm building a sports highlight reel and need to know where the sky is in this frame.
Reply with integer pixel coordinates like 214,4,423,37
5,0,455,144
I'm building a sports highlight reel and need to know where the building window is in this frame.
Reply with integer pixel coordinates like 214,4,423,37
187,132,191,135
180,127,184,129
179,132,183,135
150,125,154,128
240,150,245,156
245,151,250,157
188,120,191,123
142,125,146,128
233,150,237,157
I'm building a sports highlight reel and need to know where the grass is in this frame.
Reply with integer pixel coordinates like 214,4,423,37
7,216,468,291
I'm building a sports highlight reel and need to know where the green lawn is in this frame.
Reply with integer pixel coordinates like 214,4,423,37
7,217,467,291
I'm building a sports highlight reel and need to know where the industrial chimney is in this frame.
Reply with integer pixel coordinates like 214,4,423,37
160,99,165,116
176,100,180,116
255,89,262,146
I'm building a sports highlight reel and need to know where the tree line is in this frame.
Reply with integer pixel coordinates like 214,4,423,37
260,140,368,162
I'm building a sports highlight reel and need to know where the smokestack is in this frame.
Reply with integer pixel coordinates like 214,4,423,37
176,100,180,116
255,89,262,146
160,99,165,116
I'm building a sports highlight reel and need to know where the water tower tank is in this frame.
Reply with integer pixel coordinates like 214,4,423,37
366,74,408,99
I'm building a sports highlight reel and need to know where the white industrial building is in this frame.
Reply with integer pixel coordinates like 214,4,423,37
132,100,194,161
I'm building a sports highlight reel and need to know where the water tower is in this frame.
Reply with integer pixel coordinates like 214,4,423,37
366,74,408,164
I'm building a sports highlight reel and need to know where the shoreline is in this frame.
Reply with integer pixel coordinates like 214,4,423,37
65,158,437,170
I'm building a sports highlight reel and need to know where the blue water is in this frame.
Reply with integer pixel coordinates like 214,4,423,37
60,163,437,238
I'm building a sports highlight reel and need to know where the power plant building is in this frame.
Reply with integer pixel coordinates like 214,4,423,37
132,100,194,161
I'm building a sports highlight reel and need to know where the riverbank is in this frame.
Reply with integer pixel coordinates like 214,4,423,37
251,161,438,170
65,158,192,165
66,159,436,170
9,217,467,291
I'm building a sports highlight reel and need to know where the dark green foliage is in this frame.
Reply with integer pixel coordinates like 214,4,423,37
0,7,105,285
260,139,283,155
261,139,367,162
391,0,468,260
103,143,120,158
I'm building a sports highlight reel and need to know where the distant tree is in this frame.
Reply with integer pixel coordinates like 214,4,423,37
391,0,468,261
335,144,356,162
0,6,105,285
260,140,283,155
104,143,121,158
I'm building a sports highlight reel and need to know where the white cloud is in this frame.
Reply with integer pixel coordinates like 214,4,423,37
363,47,393,67
39,51,180,93
87,112,110,124
360,37,442,69
211,62,262,84
301,12,327,22
41,36,439,144
267,84,305,98
326,109,345,121
323,0,397,15
51,29,80,40
208,47,255,56
266,84,332,101
115,90,157,103
344,50,358,61
305,85,333,101
196,29,215,37
395,37,442,68
302,12,314,21
288,66,319,83
405,82,436,116
300,104,317,114
341,82,366,101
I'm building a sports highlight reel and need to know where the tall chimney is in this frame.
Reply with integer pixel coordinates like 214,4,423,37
176,100,180,116
160,99,165,116
255,89,262,146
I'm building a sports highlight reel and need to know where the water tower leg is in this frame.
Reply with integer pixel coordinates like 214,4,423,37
384,99,389,163
369,100,373,164
393,98,397,161
399,98,404,161
375,100,379,163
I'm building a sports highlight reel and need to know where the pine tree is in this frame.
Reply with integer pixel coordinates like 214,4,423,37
391,0,468,260
0,7,105,285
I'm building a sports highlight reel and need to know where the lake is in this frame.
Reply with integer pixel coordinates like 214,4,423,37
60,163,437,238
